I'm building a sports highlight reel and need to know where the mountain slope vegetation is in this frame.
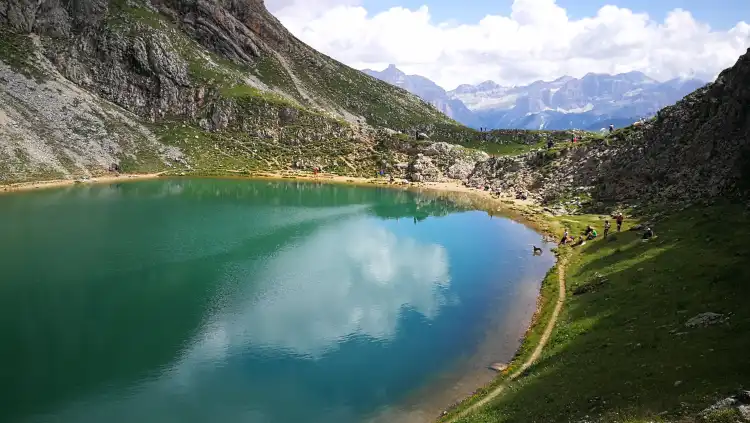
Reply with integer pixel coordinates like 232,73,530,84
0,0,474,183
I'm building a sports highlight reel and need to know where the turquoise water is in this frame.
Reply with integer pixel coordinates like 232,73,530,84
0,179,554,423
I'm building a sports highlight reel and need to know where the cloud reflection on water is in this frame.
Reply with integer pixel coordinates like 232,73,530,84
182,217,451,366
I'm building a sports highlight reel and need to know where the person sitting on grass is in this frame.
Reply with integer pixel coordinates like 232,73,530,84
584,225,598,240
642,227,654,241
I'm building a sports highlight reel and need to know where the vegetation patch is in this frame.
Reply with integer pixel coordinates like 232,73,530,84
452,204,750,423
0,29,48,82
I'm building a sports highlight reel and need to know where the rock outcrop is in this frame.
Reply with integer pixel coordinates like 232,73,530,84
461,48,750,209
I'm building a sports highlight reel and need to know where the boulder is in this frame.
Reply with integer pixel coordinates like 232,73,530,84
685,312,725,328
407,154,441,182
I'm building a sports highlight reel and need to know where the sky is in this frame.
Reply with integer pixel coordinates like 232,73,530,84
265,0,750,90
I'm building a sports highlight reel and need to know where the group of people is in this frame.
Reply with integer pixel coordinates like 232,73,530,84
559,213,626,246
559,213,655,247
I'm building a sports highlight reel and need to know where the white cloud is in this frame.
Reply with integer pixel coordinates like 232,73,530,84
265,0,750,89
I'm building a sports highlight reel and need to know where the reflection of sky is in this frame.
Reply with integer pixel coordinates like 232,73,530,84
29,218,453,423
5,180,555,423
181,218,451,363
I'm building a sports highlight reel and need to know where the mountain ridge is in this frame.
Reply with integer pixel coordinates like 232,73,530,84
362,64,482,128
362,64,707,130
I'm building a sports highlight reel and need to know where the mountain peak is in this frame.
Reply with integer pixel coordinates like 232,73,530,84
381,64,405,77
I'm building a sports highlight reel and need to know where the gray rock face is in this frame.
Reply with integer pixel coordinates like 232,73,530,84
408,154,441,182
458,48,750,207
411,142,489,182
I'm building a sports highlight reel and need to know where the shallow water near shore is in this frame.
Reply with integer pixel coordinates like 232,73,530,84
0,178,554,423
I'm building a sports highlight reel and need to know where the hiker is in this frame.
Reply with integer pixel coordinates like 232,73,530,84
604,220,611,238
616,213,624,232
560,229,570,245
547,139,554,149
642,227,654,240
571,134,575,144
609,124,615,133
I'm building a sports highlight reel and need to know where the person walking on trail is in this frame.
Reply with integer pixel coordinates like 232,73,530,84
616,213,624,232
609,124,615,133
604,220,611,238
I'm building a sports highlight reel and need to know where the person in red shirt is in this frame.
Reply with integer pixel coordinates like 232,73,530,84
616,213,624,232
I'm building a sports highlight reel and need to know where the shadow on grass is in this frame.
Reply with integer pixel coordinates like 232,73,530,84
457,203,750,423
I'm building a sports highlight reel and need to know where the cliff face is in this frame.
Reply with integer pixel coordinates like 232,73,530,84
464,48,750,209
0,0,462,182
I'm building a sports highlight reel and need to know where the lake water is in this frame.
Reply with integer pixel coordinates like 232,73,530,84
0,178,554,423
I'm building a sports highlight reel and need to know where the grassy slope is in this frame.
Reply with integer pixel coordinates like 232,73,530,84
451,204,750,423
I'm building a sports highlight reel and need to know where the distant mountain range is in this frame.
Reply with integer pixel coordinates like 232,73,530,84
362,65,706,130
362,65,482,128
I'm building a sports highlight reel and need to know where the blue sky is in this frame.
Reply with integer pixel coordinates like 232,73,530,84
362,0,749,30
272,0,750,88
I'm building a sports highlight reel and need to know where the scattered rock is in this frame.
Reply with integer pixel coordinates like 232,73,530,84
739,405,750,420
699,390,750,421
685,312,726,328
489,362,508,372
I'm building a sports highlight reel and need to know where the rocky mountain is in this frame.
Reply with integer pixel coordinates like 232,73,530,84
404,48,749,210
0,0,473,183
362,64,481,128
449,72,707,131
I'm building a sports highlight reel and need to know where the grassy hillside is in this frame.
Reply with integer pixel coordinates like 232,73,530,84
446,204,750,423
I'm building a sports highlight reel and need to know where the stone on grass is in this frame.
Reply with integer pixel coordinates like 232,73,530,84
489,362,508,372
685,312,725,328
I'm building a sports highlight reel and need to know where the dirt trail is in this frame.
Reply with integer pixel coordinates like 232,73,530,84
446,257,568,422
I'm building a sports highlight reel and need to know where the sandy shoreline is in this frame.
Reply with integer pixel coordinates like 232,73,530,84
1,170,548,232
0,172,166,194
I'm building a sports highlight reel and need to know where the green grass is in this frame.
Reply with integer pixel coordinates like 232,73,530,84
155,119,385,177
454,204,750,423
0,29,48,81
458,140,547,156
